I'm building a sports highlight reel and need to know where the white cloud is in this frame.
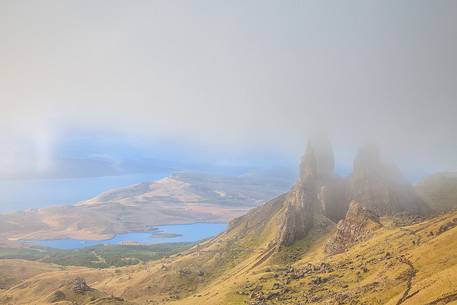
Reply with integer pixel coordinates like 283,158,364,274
0,0,456,173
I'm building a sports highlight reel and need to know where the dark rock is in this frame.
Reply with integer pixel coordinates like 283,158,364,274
278,143,320,246
266,291,280,300
311,276,328,285
72,277,91,294
178,268,192,276
437,218,457,235
326,201,382,255
47,290,66,303
349,145,430,217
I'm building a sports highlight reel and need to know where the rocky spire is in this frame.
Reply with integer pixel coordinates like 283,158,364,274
352,144,382,176
349,145,429,217
278,138,353,247
310,136,348,223
278,143,321,246
309,135,335,178
298,141,318,184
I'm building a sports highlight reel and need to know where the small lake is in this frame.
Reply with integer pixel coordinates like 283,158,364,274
27,223,227,249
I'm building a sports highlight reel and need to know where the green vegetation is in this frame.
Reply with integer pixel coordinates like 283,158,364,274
0,242,193,268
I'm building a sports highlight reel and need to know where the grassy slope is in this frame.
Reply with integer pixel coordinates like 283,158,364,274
0,259,63,290
3,205,457,304
0,262,122,305
168,210,457,305
90,195,289,304
0,194,287,304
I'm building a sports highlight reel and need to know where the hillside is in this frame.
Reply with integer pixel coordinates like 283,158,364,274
2,143,457,305
4,206,457,305
0,171,292,245
416,172,457,214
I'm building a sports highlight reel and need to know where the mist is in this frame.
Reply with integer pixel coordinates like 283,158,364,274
1,0,456,177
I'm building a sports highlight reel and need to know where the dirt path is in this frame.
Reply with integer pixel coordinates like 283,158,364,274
248,243,277,271
395,256,417,305
425,292,457,305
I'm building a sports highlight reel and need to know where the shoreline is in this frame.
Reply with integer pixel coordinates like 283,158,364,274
12,222,228,250
8,221,228,242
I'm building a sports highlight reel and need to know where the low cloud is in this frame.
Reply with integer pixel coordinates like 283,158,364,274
1,1,456,175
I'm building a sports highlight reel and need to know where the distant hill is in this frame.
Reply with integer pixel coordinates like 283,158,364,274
0,170,294,244
416,172,457,213
79,171,294,208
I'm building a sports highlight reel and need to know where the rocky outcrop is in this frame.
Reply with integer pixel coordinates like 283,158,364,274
234,141,429,252
278,144,320,246
277,139,348,247
310,136,335,178
349,145,429,217
47,290,66,303
72,277,92,294
311,137,349,223
326,201,382,255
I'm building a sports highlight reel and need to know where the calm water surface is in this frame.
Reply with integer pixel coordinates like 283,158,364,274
0,172,170,212
27,223,227,249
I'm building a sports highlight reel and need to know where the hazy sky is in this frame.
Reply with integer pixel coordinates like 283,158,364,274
1,0,456,177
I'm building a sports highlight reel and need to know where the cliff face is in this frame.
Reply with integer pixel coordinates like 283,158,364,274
224,141,340,250
278,142,430,248
312,137,349,223
325,200,382,254
278,139,347,246
349,145,429,217
278,145,320,246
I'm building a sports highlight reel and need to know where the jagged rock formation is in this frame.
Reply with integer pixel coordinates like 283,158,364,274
277,138,347,247
278,144,321,246
72,277,92,293
310,136,335,178
277,139,348,247
227,141,338,250
349,145,429,217
258,141,430,250
326,201,382,254
311,137,348,223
